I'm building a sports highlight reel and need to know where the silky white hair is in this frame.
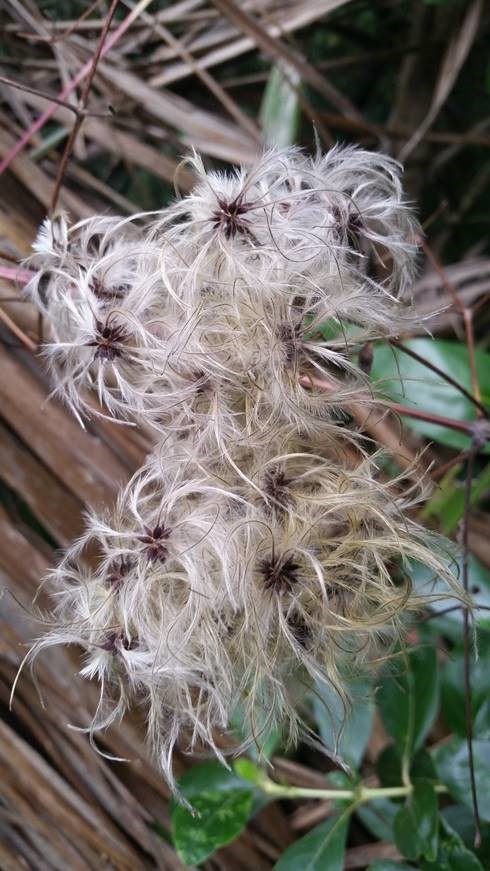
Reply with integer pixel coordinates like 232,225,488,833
21,145,459,797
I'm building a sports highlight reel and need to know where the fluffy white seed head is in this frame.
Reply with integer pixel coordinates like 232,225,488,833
29,437,458,793
21,146,461,795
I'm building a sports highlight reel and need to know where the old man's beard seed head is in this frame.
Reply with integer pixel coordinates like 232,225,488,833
22,145,459,796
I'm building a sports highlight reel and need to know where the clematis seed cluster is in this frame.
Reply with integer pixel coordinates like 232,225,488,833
24,146,457,794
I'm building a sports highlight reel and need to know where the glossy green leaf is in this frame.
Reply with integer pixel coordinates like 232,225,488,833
393,781,439,861
274,811,349,871
442,631,490,737
474,698,490,739
174,761,249,797
377,645,439,759
260,63,301,148
376,744,404,788
312,675,374,769
433,738,490,822
411,749,439,782
172,791,253,866
370,339,490,452
420,817,484,870
233,758,265,785
171,762,254,865
356,797,399,841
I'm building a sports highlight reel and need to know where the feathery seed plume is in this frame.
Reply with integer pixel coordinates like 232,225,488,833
21,146,460,796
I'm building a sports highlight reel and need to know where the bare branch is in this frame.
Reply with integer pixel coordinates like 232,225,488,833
50,0,121,212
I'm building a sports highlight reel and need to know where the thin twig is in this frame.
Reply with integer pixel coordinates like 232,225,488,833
21,0,104,43
0,307,37,353
432,449,473,480
50,0,120,212
0,75,110,120
0,0,155,175
209,0,369,125
0,297,28,303
120,0,260,142
421,239,465,314
318,110,490,148
421,239,482,408
421,604,490,623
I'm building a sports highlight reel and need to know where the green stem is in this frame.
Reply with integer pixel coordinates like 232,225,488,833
260,781,447,803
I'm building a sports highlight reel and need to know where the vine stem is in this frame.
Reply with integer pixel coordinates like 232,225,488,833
260,781,448,802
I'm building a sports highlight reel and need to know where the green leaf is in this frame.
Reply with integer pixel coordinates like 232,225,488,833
318,317,362,343
433,738,490,822
474,698,490,740
356,797,399,841
370,339,490,452
442,631,490,737
171,762,254,865
233,758,267,787
423,462,490,535
376,744,404,788
420,817,484,870
393,781,439,861
274,811,349,871
312,675,374,770
411,749,439,783
260,62,301,148
409,554,490,641
423,465,466,535
442,805,490,867
368,862,416,871
377,645,439,760
174,761,248,797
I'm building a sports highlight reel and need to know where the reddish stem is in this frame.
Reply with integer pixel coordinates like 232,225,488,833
387,402,476,436
0,266,34,283
50,0,120,212
302,374,481,437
